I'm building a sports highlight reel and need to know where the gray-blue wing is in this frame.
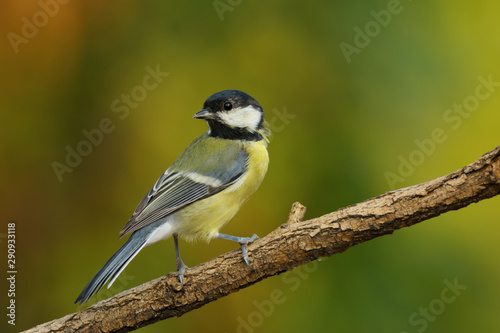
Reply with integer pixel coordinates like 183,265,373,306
119,150,247,237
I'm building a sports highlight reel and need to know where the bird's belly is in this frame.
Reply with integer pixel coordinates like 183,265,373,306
174,142,268,242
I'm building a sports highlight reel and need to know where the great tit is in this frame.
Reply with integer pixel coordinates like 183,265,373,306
75,90,270,305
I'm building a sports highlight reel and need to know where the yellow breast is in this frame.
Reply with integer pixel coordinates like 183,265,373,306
174,140,269,242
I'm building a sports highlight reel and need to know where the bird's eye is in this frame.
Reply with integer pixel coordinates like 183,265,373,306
223,102,232,111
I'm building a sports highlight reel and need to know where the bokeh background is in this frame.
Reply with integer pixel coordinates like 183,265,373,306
1,0,500,332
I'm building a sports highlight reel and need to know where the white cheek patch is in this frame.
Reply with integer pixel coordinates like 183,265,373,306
218,105,262,131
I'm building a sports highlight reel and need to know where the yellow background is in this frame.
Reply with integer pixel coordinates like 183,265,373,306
1,0,499,332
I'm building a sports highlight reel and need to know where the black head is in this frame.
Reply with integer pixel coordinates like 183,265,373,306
193,90,266,141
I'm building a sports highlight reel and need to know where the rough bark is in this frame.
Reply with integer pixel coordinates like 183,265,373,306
23,145,500,333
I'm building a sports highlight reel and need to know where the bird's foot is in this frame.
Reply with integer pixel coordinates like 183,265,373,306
238,234,259,269
215,233,259,269
176,257,188,285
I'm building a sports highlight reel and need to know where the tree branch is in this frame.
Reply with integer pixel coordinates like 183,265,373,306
24,145,500,333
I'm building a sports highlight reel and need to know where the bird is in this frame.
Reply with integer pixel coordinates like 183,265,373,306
75,89,270,305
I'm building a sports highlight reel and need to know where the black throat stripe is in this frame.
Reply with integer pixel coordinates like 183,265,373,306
207,121,263,141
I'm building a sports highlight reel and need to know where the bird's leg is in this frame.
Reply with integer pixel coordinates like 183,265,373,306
214,233,259,269
173,234,188,284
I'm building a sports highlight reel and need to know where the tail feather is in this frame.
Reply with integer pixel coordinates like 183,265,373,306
75,235,147,305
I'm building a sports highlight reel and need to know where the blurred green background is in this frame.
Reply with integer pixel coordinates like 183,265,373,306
1,0,499,332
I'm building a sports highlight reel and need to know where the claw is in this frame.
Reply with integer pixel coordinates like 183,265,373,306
176,257,188,285
240,243,253,269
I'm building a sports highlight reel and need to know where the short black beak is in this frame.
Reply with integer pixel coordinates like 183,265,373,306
193,109,214,120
